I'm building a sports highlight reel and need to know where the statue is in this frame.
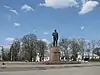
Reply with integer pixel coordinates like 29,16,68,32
49,29,60,63
52,29,58,47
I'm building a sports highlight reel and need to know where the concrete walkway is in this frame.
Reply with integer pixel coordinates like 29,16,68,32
0,66,100,75
0,62,100,72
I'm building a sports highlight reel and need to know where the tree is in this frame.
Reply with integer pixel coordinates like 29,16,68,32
96,40,100,47
93,48,100,59
91,40,96,59
37,40,48,61
87,42,91,58
78,38,86,60
21,33,37,62
59,38,70,60
59,38,85,61
10,39,20,61
0,46,5,61
3,48,11,61
70,38,80,61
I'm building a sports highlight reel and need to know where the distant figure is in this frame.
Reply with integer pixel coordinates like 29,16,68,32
52,29,58,47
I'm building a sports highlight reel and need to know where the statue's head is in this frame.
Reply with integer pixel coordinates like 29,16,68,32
54,29,56,32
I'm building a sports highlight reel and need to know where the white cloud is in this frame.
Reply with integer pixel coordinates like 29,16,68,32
40,0,99,14
40,0,78,9
4,5,19,15
42,39,50,44
79,1,99,15
81,26,85,30
44,32,49,35
85,40,90,43
21,4,34,12
4,5,11,9
37,38,50,44
14,23,20,27
6,37,15,42
10,9,19,15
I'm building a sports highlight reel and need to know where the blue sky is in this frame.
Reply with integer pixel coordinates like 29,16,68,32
0,0,100,47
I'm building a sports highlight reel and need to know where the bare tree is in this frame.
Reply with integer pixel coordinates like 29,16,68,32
70,38,80,61
59,38,70,60
87,42,91,58
91,40,96,59
78,38,86,60
96,40,100,47
93,48,100,59
10,39,20,61
21,33,37,62
37,40,48,61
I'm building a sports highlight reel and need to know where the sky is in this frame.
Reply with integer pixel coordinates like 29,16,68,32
0,0,100,48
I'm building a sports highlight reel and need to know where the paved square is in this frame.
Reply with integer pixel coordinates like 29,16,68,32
0,66,100,75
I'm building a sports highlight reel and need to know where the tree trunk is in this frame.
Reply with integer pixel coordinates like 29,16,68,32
29,51,32,62
39,56,42,62
42,55,44,61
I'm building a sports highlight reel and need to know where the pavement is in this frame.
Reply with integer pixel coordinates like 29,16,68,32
0,66,100,75
0,62,100,72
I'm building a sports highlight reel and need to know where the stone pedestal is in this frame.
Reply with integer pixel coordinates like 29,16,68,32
50,47,60,62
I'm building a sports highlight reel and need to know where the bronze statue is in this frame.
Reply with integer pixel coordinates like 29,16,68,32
52,29,58,47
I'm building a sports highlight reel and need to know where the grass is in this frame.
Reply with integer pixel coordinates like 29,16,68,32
89,59,100,62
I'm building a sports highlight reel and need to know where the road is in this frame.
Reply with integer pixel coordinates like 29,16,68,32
0,66,100,75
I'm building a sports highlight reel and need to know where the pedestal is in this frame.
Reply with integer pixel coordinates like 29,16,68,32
50,47,60,62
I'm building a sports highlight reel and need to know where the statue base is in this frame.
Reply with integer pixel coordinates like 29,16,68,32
49,47,60,63
43,47,81,64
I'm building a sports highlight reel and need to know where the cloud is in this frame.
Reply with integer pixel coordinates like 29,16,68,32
37,38,50,44
44,32,49,35
21,4,34,12
85,40,90,43
14,23,20,27
40,0,99,14
4,5,19,15
10,9,19,15
40,0,78,9
79,1,99,15
6,37,15,42
42,39,50,44
81,26,85,30
4,5,11,9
